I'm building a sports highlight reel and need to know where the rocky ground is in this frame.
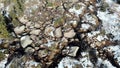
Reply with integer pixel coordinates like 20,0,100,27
0,0,120,68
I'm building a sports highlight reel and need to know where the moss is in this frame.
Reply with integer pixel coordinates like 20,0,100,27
47,2,54,7
54,17,65,27
5,0,25,26
0,14,10,38
0,51,5,61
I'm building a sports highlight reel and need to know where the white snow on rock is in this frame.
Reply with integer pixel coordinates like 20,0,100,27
104,45,120,65
58,57,82,68
81,24,91,30
96,35,108,41
0,58,8,68
82,13,97,25
97,10,120,40
69,2,86,17
97,58,116,68
87,31,100,37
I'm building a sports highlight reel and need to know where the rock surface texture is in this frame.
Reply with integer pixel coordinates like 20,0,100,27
0,0,120,68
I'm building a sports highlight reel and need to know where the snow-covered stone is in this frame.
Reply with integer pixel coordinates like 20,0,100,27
58,57,82,68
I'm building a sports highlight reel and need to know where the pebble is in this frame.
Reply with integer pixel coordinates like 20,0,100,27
20,36,33,48
64,29,76,38
34,23,41,28
14,25,25,34
30,29,41,35
44,26,55,36
68,46,79,57
25,47,35,53
38,49,48,58
55,27,62,38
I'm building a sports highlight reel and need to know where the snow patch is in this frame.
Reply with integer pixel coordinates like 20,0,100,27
58,57,81,68
97,10,120,40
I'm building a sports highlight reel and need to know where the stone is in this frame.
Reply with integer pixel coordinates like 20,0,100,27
68,46,79,57
26,22,32,27
30,35,36,41
25,47,35,53
19,16,28,24
34,23,41,28
14,25,25,34
30,29,41,35
38,49,48,58
44,26,55,37
64,29,76,38
55,27,62,38
20,36,33,48
70,21,78,28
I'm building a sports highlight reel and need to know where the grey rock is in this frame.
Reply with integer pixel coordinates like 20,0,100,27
14,25,25,34
68,46,79,57
20,36,32,48
38,49,48,58
30,29,40,35
25,47,35,53
34,23,41,28
64,29,76,38
55,27,62,38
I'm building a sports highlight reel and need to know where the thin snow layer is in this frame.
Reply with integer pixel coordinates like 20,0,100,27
104,45,120,65
96,35,108,41
80,52,93,68
81,24,91,30
0,58,7,68
97,10,120,40
87,31,100,37
82,13,97,25
97,58,116,68
58,57,81,68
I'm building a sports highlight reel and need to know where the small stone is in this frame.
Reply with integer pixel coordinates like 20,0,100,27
30,29,41,35
30,35,36,41
64,29,76,38
38,49,48,58
14,25,25,34
68,46,79,57
19,16,28,24
26,22,32,27
55,27,62,38
34,23,41,28
25,47,35,53
20,36,33,48
70,21,78,28
44,26,55,37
